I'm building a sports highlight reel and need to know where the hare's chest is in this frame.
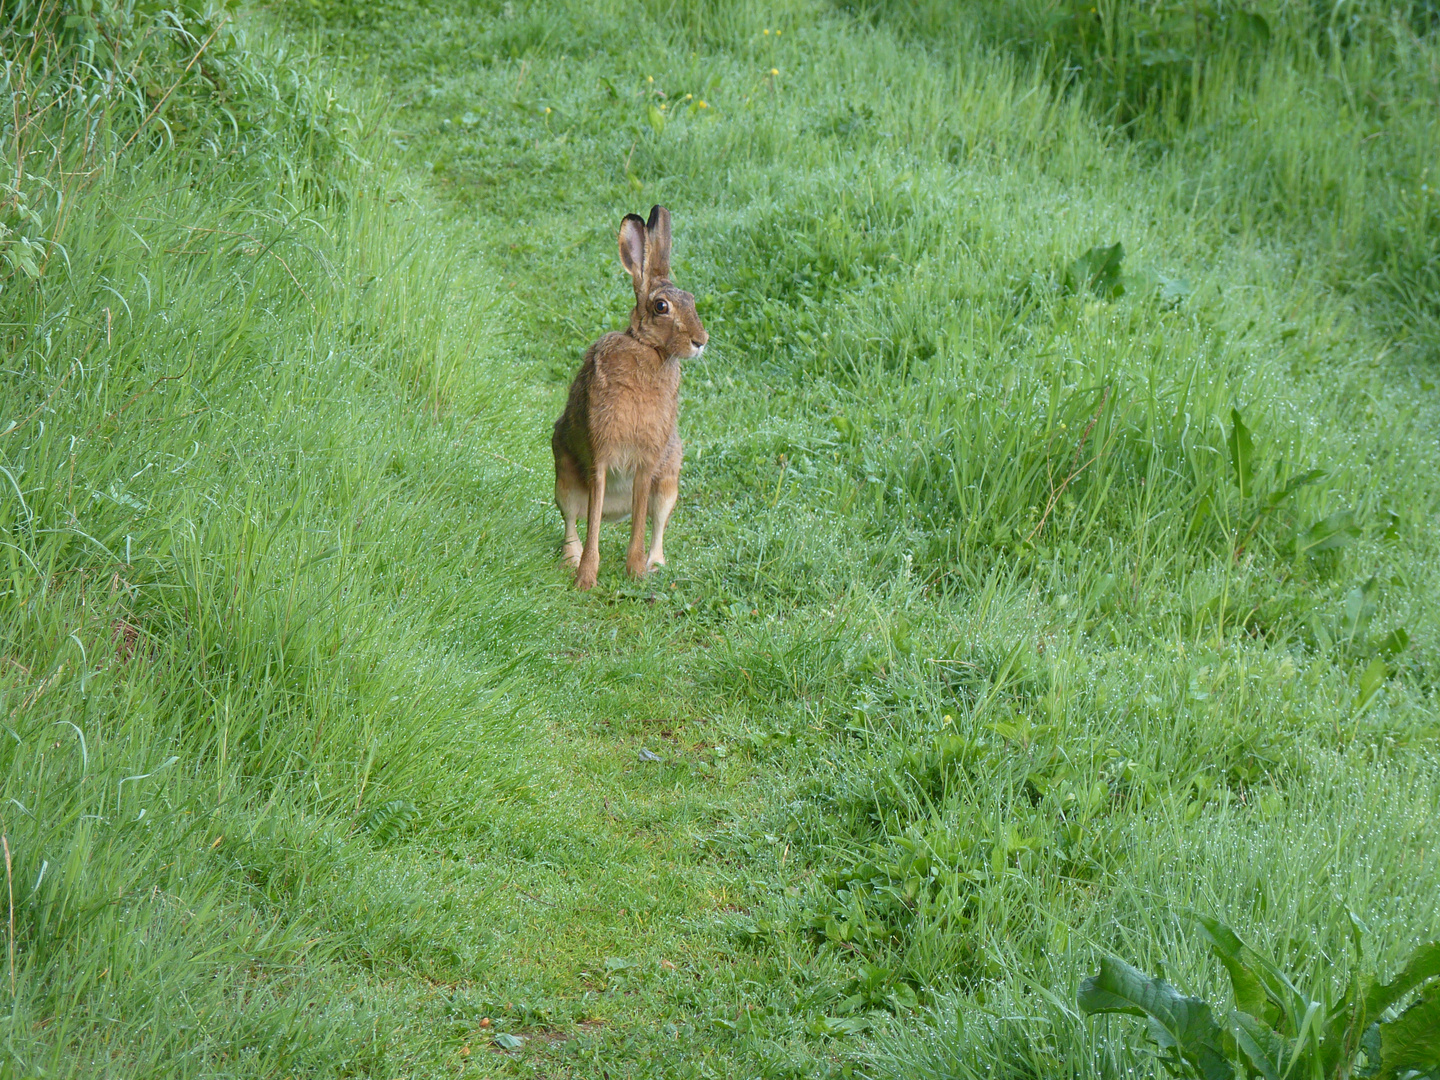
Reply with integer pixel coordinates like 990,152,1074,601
590,383,677,451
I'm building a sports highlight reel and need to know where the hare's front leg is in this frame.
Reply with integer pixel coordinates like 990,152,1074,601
626,463,654,578
577,464,607,590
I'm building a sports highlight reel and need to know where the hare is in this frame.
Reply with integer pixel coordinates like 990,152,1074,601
551,205,708,590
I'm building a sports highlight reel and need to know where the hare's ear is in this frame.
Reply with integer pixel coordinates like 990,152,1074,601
618,214,648,293
645,204,672,280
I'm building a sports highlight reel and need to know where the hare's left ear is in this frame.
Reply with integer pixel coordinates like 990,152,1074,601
645,205,672,281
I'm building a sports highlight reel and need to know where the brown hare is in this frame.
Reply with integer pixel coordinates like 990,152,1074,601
551,205,707,590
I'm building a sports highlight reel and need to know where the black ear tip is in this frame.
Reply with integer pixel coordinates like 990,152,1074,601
647,204,668,230
622,213,646,228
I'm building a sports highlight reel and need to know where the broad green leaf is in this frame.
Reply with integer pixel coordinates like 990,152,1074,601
1375,627,1409,661
1379,986,1440,1077
1193,915,1300,1030
1359,1022,1383,1079
810,1014,871,1036
1322,977,1365,1077
647,102,666,135
1379,510,1402,542
1143,1016,1234,1080
1078,956,1234,1079
1226,1009,1287,1080
1078,956,1168,1018
1297,510,1360,556
3,242,41,280
1158,272,1193,302
1347,909,1371,958
1091,242,1125,296
1064,242,1125,298
1365,943,1440,1022
1228,410,1253,500
1355,657,1389,712
1195,916,1268,1019
1341,577,1380,647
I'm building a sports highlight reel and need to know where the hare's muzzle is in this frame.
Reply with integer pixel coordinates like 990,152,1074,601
687,323,709,358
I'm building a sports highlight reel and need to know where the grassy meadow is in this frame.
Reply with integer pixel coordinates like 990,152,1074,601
2,0,1438,1076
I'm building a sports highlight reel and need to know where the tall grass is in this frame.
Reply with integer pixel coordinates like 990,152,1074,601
0,5,530,1075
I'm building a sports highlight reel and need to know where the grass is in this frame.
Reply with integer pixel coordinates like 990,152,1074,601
1,0,1437,1076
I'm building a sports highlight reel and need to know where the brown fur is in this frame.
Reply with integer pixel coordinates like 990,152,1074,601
551,205,708,590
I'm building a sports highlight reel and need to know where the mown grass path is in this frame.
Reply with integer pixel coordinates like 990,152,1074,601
330,150,846,1080
386,262,851,1077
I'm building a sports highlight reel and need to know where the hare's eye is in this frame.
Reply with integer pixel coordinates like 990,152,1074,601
654,298,670,315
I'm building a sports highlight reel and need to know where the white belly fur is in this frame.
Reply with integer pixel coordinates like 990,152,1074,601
601,467,634,521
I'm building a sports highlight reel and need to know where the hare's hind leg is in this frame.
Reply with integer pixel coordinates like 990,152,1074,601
554,448,586,568
646,443,681,571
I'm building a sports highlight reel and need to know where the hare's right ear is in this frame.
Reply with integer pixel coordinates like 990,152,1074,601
644,205,672,280
618,213,648,296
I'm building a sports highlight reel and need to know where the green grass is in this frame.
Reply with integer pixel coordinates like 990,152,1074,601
2,0,1438,1076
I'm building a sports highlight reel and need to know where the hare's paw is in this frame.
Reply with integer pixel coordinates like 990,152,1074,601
575,555,599,591
645,554,666,572
562,539,583,568
626,552,650,579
